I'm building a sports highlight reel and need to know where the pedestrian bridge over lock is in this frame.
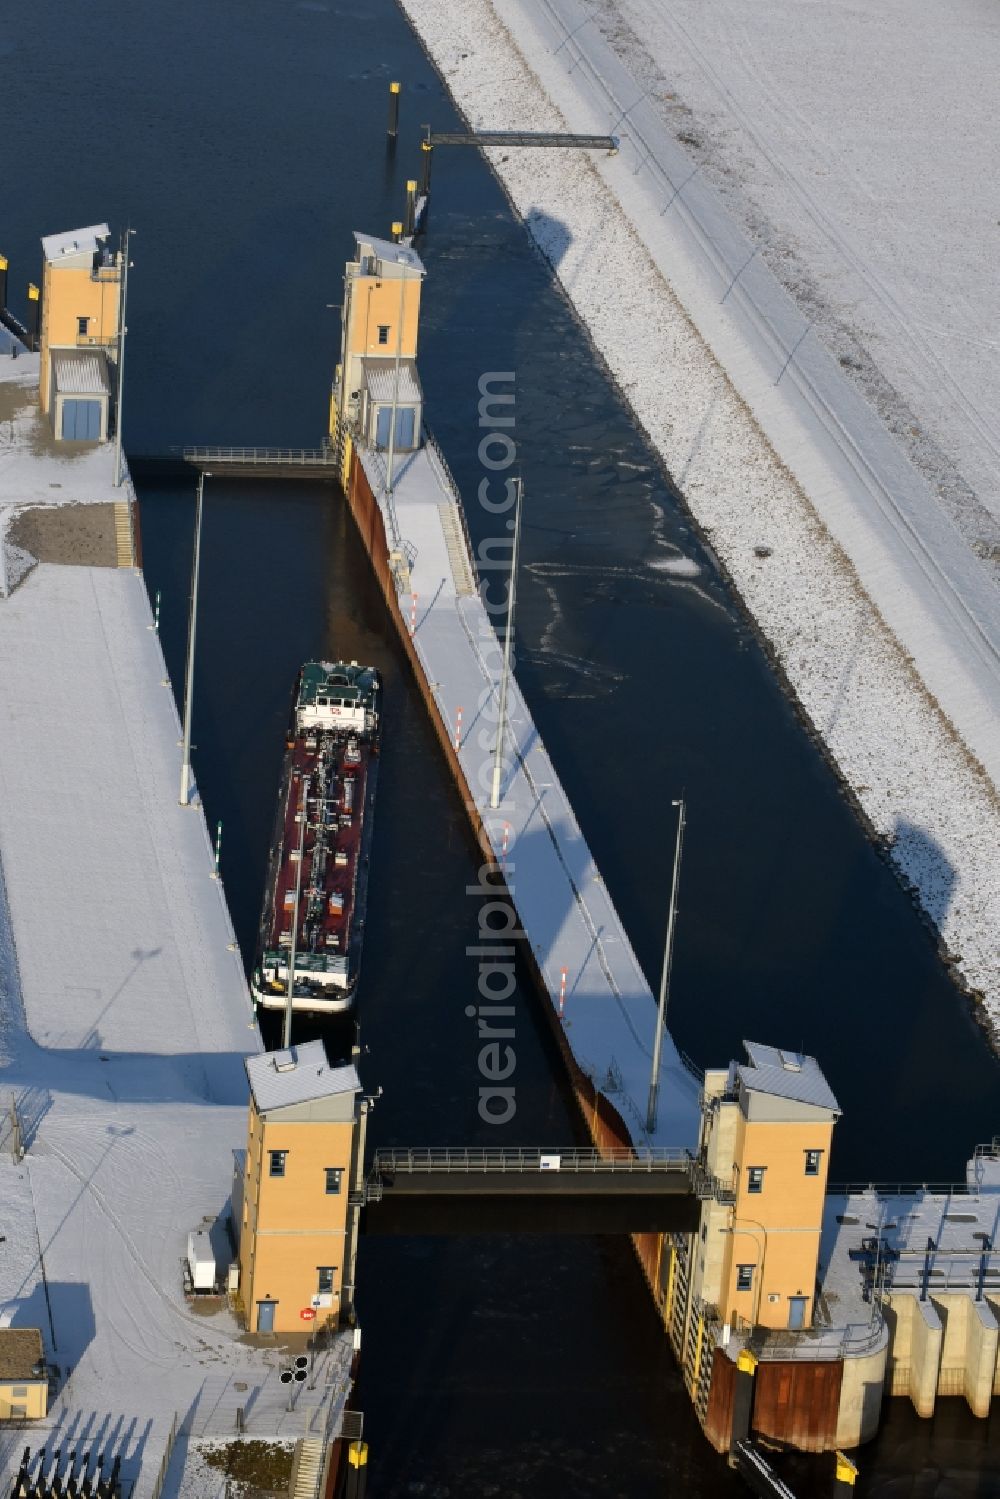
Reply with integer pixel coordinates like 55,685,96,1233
360,1147,733,1236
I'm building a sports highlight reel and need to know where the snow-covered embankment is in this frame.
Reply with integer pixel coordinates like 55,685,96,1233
398,0,1000,1037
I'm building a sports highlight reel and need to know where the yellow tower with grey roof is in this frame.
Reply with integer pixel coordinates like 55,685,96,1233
237,1040,369,1335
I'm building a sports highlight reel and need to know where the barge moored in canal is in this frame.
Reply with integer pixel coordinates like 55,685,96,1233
252,660,380,1015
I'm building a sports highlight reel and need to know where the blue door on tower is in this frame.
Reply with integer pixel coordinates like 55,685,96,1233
61,399,100,440
374,405,415,450
256,1299,277,1333
788,1296,807,1330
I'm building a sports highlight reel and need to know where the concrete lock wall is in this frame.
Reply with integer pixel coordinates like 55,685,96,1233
990,1295,1000,1395
960,1299,999,1417
885,1294,943,1417
888,1293,1000,1418
835,1337,888,1448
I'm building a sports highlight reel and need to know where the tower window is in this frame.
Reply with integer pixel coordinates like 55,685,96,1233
377,324,390,345
269,1150,287,1177
77,316,88,336
317,1266,337,1294
804,1150,823,1176
736,1264,754,1292
747,1166,765,1194
325,1167,343,1195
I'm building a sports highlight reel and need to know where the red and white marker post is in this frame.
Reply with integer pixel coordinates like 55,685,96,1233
558,966,568,1018
409,592,418,637
454,706,463,752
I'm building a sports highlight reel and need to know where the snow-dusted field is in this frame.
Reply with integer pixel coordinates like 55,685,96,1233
580,0,1000,554
397,0,1000,1037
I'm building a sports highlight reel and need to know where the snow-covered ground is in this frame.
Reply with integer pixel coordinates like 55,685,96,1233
398,0,1000,1039
0,560,349,1496
580,0,1000,556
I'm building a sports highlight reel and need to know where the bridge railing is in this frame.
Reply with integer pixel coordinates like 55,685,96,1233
182,445,338,466
371,1146,693,1175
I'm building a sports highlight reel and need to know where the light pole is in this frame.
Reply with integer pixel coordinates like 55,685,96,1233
727,1220,768,1330
489,476,523,810
179,471,208,805
646,797,686,1132
282,774,310,1051
114,225,135,488
385,263,409,497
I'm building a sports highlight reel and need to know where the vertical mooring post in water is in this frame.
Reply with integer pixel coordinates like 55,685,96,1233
391,220,403,246
387,81,401,141
728,1348,756,1461
834,1451,858,1495
179,470,207,806
404,179,417,238
345,1442,368,1499
420,135,434,196
26,283,40,351
0,255,8,314
646,797,686,1133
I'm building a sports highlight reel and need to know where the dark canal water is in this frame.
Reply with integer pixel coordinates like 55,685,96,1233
7,2,999,1494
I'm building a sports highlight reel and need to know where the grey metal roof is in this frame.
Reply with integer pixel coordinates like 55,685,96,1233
353,231,425,276
52,351,109,397
738,1040,841,1115
245,1040,360,1113
41,224,110,262
363,357,423,406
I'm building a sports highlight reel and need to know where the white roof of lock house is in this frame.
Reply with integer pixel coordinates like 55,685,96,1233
246,1041,360,1112
363,357,423,405
353,231,424,275
41,223,110,262
737,1041,841,1115
52,350,110,397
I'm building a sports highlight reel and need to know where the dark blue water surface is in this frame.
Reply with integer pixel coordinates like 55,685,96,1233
7,2,998,1494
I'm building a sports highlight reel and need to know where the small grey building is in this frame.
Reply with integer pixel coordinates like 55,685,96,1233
359,357,423,452
51,350,110,442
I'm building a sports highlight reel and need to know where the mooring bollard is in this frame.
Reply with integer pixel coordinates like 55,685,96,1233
404,179,417,238
420,137,434,196
27,283,40,350
387,81,401,140
834,1451,858,1494
345,1441,368,1499
391,219,404,245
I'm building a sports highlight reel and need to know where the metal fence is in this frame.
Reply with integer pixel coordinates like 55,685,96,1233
372,1146,692,1175
182,445,338,467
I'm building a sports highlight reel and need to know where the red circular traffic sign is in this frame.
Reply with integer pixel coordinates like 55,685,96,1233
300,1307,317,1321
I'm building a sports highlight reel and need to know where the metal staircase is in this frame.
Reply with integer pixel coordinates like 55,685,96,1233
437,501,476,595
290,1437,327,1499
113,499,134,567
